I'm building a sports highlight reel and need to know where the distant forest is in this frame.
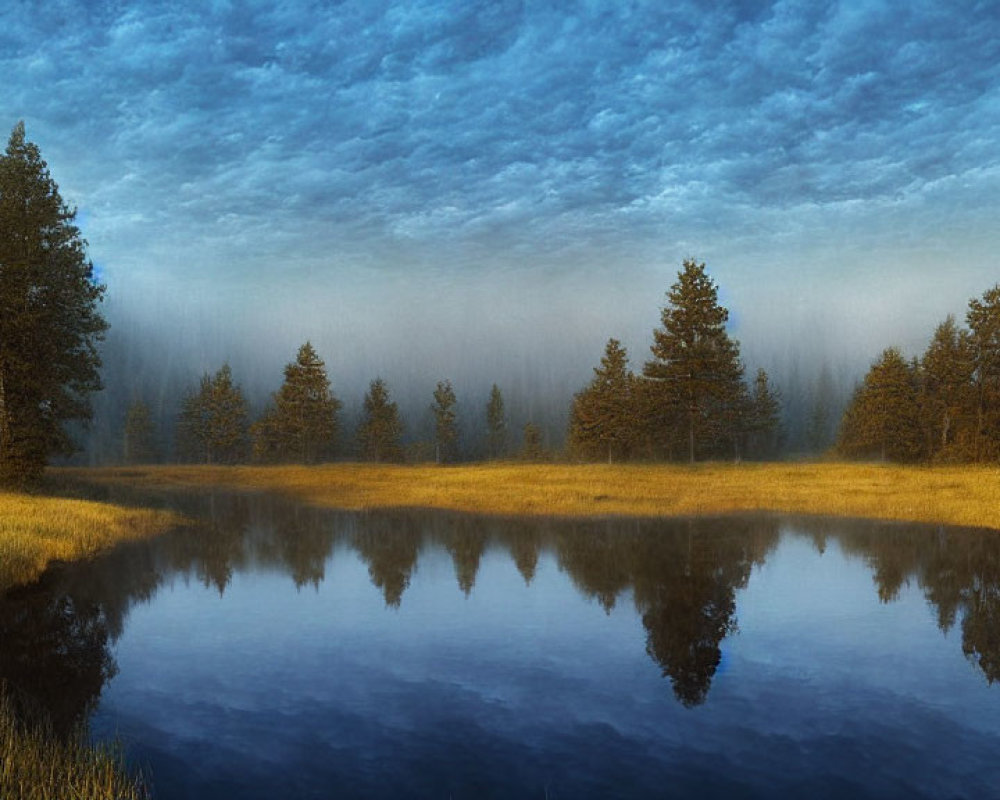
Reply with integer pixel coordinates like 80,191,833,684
113,261,1000,468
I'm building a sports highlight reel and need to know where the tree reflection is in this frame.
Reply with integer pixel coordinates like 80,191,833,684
9,483,1000,730
353,513,421,607
812,519,1000,686
0,579,116,736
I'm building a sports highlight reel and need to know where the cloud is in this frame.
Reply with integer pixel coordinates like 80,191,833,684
1,0,999,396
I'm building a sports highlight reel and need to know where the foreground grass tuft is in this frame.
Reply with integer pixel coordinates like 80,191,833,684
68,461,1000,531
0,688,148,800
0,491,181,592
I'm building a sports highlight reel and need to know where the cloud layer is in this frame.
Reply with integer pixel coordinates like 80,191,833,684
2,1,999,398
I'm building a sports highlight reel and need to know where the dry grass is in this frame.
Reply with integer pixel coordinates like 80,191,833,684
66,461,1000,530
0,491,181,592
0,688,148,800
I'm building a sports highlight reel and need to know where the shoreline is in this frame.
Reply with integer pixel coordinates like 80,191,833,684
61,461,1000,532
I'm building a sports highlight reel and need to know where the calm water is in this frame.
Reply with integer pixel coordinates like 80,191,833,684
3,490,1000,799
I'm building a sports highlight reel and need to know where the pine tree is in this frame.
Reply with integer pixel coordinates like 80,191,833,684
431,379,459,463
177,364,248,463
838,347,922,461
123,400,158,464
252,342,341,463
919,316,974,460
568,338,638,463
745,368,782,460
643,259,746,462
520,422,544,461
357,378,403,462
485,384,507,459
0,122,108,486
967,286,1000,461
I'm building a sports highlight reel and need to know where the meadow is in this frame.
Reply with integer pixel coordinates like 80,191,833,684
0,491,180,592
69,461,1000,531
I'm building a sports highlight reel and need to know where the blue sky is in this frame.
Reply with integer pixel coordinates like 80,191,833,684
3,0,1000,399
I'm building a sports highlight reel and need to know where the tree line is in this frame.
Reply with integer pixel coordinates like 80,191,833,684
838,286,1000,462
123,342,521,466
121,260,782,466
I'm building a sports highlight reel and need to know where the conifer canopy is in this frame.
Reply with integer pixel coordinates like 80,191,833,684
0,122,108,485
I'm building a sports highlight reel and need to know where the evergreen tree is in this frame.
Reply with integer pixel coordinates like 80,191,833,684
252,342,341,463
357,378,403,462
568,338,638,463
838,347,922,462
967,286,1000,461
643,259,746,462
431,380,459,463
485,384,507,459
745,368,782,460
919,316,974,459
123,400,158,464
176,364,248,463
0,122,108,486
520,422,544,461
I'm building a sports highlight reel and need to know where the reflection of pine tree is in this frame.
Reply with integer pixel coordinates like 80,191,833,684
353,515,420,607
0,588,116,736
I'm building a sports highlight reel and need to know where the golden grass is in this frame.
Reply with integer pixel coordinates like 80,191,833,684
0,491,181,592
0,688,148,800
66,461,1000,531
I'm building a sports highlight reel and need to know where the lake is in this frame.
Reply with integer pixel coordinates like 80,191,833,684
2,490,999,799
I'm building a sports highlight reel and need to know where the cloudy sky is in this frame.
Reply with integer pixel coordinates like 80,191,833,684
3,0,999,405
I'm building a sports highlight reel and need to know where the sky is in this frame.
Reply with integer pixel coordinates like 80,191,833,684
2,0,1000,422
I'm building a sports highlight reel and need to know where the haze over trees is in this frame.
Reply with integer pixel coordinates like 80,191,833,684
0,123,107,486
123,400,158,464
430,380,458,464
485,384,507,459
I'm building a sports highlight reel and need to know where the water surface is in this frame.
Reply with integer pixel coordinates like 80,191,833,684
3,491,999,798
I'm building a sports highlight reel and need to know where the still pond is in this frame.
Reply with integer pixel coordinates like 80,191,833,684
3,490,1000,798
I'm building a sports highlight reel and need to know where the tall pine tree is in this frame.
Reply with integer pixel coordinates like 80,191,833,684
0,122,108,485
643,260,746,462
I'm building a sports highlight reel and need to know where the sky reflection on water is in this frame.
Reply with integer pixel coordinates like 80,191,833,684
2,492,999,798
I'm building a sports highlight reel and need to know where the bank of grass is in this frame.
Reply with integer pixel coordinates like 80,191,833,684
0,491,181,592
69,461,1000,531
0,687,148,800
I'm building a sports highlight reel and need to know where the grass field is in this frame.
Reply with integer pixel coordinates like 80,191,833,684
67,461,1000,531
0,491,181,592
